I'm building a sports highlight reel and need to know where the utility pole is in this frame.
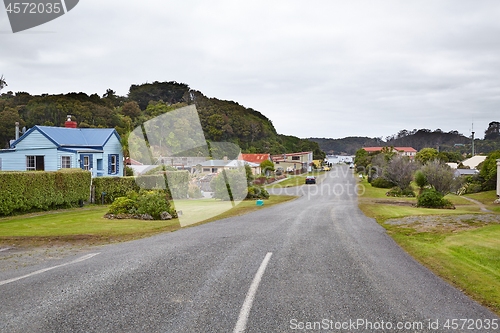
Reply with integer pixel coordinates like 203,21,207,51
471,123,475,157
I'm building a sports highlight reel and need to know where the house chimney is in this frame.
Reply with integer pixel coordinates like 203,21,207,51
65,115,77,128
15,122,19,140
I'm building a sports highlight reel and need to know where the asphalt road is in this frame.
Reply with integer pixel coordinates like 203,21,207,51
0,166,498,332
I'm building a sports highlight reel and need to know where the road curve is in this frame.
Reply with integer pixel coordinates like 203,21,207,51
0,165,498,332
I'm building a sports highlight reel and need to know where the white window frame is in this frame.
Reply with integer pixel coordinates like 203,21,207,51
61,156,71,169
110,155,117,174
26,156,35,171
83,156,90,171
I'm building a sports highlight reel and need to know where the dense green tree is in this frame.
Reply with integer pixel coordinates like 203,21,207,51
354,148,370,169
121,101,142,120
484,121,500,140
0,107,25,148
260,160,275,176
415,148,439,164
478,150,500,190
128,81,190,110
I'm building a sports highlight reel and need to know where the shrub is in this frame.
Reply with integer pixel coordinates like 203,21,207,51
0,169,90,216
135,190,173,219
188,183,203,199
420,160,456,196
417,189,454,209
210,170,248,201
125,166,134,176
371,177,395,189
246,185,270,199
108,197,137,214
414,170,428,189
386,187,416,197
94,176,139,204
94,171,190,204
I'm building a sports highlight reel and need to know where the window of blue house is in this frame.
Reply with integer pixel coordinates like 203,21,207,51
108,154,119,175
61,156,71,168
79,154,93,171
26,155,45,171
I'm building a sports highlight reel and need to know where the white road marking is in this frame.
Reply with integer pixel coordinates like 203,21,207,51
0,253,100,286
233,252,273,333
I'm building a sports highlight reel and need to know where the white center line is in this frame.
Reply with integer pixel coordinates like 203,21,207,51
0,253,100,286
233,252,273,333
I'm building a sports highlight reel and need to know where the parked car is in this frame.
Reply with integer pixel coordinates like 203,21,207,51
305,176,316,184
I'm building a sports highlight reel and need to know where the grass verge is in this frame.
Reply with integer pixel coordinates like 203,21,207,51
266,170,324,188
0,195,296,248
358,177,500,315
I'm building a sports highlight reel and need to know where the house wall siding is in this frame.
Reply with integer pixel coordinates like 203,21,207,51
14,130,56,150
102,135,123,177
0,148,59,171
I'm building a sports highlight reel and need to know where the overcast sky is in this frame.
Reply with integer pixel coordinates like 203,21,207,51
1,0,500,139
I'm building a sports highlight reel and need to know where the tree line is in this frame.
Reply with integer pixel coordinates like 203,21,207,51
0,78,325,159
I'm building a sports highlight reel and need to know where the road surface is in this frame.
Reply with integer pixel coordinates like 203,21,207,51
0,166,498,332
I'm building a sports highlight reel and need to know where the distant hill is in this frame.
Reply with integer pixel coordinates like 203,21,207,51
310,128,500,155
385,129,470,151
0,81,325,159
308,137,383,155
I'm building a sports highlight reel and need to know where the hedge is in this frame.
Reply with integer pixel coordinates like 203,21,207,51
93,171,190,204
0,169,91,216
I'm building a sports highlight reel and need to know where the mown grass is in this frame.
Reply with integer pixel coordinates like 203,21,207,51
0,195,296,247
465,190,500,213
358,177,500,315
358,178,482,222
387,224,500,315
266,170,324,188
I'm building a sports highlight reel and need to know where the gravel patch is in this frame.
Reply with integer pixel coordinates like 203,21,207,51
385,214,500,232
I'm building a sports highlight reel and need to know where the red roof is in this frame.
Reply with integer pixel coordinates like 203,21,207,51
125,157,143,165
240,153,271,164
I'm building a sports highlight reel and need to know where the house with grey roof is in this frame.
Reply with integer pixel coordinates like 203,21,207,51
0,123,122,177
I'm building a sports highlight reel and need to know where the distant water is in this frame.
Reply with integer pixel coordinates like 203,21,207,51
325,155,354,165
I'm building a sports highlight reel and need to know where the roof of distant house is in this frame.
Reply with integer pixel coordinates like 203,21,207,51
240,153,270,164
454,169,479,176
362,146,417,153
461,155,487,169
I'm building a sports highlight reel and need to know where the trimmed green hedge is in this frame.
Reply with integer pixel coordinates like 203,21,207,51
94,171,190,204
0,169,91,216
93,177,139,204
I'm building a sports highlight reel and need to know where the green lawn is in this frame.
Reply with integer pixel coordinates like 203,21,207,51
358,177,500,315
388,224,500,315
266,170,324,188
465,190,500,213
0,195,296,246
358,178,483,222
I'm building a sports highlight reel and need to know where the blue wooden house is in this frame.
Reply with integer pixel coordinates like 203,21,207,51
0,125,122,177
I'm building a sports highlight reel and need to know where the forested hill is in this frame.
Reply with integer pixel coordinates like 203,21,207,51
311,127,500,155
309,137,383,155
0,81,324,158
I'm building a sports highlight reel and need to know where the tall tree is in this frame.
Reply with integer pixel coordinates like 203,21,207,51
484,121,500,140
421,160,457,196
0,75,7,91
